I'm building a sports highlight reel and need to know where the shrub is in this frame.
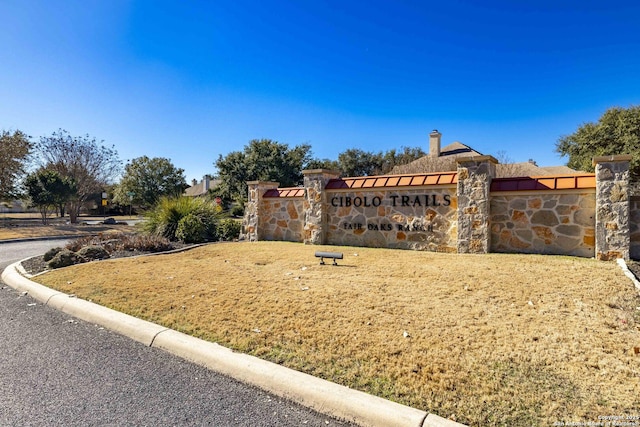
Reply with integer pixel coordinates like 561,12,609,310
230,205,244,217
77,245,110,261
176,213,208,244
143,197,220,242
43,247,62,262
47,249,86,269
218,218,241,241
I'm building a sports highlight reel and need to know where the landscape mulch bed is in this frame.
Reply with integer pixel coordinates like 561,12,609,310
20,243,191,276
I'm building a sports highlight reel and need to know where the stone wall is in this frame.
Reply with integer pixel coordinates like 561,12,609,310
594,156,632,260
490,192,596,257
456,156,496,254
241,181,279,242
325,187,457,251
242,157,634,260
303,170,340,245
260,197,305,242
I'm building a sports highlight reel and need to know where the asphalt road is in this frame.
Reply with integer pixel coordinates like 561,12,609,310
0,239,348,426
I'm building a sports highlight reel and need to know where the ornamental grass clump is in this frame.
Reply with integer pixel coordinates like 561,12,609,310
143,196,221,243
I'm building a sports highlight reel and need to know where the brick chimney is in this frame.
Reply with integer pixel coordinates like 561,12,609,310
429,130,442,157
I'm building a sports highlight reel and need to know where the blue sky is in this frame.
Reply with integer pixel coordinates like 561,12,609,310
2,0,639,182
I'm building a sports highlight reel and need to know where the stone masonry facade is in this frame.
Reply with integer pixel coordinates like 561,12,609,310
631,189,640,260
594,156,632,260
241,156,636,260
490,192,596,257
457,156,496,254
260,196,305,242
325,187,458,251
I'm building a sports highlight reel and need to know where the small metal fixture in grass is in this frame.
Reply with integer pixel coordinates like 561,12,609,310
315,251,343,265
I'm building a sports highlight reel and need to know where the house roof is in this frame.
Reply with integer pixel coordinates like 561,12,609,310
390,142,482,175
440,142,483,157
392,140,582,178
184,183,208,197
184,177,220,197
539,165,582,175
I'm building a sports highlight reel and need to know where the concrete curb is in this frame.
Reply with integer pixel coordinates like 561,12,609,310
0,235,77,244
1,262,168,347
617,258,640,293
1,261,466,427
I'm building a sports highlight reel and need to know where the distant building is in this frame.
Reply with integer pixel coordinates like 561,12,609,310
391,130,582,177
1,199,31,213
184,175,220,197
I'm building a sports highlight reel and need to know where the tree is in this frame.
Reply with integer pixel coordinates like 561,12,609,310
34,130,121,222
214,139,313,203
337,149,379,177
113,156,187,209
24,169,75,224
556,105,640,181
376,146,426,175
336,146,426,177
0,130,32,200
305,158,340,171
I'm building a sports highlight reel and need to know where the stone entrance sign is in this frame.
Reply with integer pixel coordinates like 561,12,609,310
241,155,636,260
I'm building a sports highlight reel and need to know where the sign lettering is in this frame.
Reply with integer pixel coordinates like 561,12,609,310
330,194,451,208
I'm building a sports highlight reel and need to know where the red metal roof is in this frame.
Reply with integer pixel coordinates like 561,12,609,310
491,175,596,192
263,188,306,198
262,173,595,196
325,172,458,190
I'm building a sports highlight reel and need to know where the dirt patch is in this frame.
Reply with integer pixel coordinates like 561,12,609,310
33,242,640,426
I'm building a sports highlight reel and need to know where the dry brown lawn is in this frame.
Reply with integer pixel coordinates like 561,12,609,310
34,242,640,426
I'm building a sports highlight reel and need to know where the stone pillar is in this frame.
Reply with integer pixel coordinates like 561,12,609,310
456,155,498,254
593,155,632,260
302,169,340,245
240,181,279,242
